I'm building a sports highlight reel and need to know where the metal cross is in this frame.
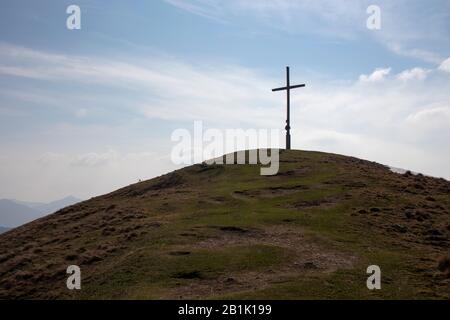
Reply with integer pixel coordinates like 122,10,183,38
272,66,305,150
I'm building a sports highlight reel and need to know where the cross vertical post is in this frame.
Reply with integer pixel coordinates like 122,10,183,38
272,66,305,150
286,66,291,150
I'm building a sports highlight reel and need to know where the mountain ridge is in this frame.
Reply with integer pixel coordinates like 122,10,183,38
0,196,82,228
0,199,42,228
0,226,10,234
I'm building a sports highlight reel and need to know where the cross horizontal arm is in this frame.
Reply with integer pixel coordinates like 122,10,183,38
271,84,306,92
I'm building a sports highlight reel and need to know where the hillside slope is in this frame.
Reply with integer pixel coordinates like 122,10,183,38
0,150,449,299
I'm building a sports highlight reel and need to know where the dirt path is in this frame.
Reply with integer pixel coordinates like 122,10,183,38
163,225,357,299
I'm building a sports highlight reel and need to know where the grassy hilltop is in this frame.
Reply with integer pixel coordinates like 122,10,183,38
0,150,449,299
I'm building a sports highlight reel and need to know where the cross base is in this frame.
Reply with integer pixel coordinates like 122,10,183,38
286,133,291,150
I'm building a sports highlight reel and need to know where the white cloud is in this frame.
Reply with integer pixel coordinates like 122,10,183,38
1,44,450,203
163,1,450,63
396,67,430,81
406,106,450,129
70,151,119,167
386,43,443,64
166,0,367,39
0,43,279,127
164,0,226,22
439,58,450,73
359,67,391,83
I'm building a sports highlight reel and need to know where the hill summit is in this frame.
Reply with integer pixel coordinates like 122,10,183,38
0,150,449,299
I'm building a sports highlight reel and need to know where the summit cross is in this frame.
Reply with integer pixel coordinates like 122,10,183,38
272,66,306,150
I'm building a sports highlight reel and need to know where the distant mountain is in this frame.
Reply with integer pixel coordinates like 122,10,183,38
0,226,10,234
0,196,82,228
10,199,46,209
32,196,81,215
0,199,42,228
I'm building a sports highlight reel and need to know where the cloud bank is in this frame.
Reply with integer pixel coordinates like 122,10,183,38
0,43,449,201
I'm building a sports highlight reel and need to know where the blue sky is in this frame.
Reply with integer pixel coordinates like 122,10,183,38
0,0,449,201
